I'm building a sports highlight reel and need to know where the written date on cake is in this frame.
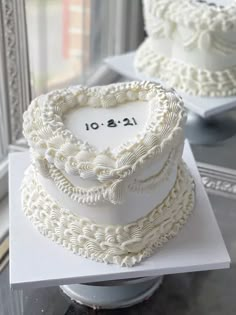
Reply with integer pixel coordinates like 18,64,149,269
85,117,138,131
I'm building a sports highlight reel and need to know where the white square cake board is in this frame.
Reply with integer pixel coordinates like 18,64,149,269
9,142,230,289
105,52,236,118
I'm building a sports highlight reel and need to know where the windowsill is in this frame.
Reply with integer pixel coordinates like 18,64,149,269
0,196,9,241
0,141,29,202
0,158,8,202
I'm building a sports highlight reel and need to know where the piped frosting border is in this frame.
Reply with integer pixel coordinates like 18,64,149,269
39,147,179,205
21,160,195,267
135,38,236,96
144,0,236,32
23,81,186,190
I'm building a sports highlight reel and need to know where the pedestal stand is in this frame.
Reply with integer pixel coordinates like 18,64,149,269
105,52,236,145
60,277,163,309
185,110,236,145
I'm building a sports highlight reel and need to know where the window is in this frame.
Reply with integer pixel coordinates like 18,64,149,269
0,0,144,201
26,0,144,96
0,0,30,201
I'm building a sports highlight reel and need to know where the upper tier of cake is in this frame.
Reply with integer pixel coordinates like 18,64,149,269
135,0,236,96
23,81,186,214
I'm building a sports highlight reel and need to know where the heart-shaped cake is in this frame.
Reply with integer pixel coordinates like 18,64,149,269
135,0,236,96
22,81,195,266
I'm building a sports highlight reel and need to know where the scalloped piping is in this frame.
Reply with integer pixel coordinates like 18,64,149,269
182,31,236,56
144,0,236,32
21,161,195,267
144,8,236,57
23,81,186,192
128,147,180,192
135,38,236,96
34,147,180,205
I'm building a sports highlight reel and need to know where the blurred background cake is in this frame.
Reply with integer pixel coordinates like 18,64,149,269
135,0,236,96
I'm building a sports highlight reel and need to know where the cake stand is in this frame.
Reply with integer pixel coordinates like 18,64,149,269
9,142,230,309
60,277,163,309
105,52,236,145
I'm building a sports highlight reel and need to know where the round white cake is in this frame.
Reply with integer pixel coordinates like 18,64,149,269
21,81,195,266
135,0,236,96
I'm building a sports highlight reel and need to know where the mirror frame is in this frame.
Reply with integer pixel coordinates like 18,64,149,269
0,0,31,144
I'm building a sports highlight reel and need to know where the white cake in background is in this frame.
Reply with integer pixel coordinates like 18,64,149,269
21,81,195,266
135,0,236,97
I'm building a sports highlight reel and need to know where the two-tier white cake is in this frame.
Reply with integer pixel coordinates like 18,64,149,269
135,0,236,96
21,81,195,266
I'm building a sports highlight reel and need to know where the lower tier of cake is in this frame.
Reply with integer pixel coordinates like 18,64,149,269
135,38,236,97
21,161,195,267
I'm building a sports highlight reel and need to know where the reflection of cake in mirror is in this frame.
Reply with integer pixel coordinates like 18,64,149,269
135,0,236,96
21,81,195,267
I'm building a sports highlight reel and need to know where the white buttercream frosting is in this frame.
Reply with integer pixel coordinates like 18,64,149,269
23,81,186,205
144,0,236,32
21,161,195,267
135,0,236,96
135,38,236,96
22,81,195,266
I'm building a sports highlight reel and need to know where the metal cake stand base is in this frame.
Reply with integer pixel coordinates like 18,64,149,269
60,276,163,310
185,110,236,145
